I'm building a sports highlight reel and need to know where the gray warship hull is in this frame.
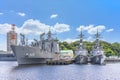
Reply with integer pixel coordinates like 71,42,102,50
75,55,88,64
91,55,105,65
11,45,52,65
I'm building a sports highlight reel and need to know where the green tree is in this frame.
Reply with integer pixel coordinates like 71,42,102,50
59,40,120,57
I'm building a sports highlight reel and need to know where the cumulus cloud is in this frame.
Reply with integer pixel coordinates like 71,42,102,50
63,38,79,43
20,19,70,34
0,19,70,35
76,25,105,34
18,12,26,17
0,23,14,34
84,36,94,42
50,14,58,19
106,28,114,32
0,12,3,15
20,19,51,34
53,23,70,33
0,23,21,35
63,37,93,43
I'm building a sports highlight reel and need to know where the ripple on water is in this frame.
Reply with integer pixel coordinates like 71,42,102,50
0,62,120,80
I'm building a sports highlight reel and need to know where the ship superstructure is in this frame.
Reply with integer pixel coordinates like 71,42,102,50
75,29,88,64
11,30,60,65
90,30,106,65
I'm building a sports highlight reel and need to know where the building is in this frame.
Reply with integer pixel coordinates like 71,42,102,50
59,50,74,60
7,24,17,53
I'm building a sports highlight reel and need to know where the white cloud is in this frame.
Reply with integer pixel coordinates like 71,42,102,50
50,14,58,19
0,19,70,35
63,36,94,43
0,12,3,15
18,12,26,17
84,36,94,42
63,37,93,43
63,38,79,43
106,28,114,32
21,19,70,34
0,23,14,34
20,19,51,34
76,25,106,34
53,23,70,33
0,19,70,51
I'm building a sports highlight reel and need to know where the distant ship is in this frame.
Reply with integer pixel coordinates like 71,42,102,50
75,29,88,64
11,30,60,65
90,30,106,65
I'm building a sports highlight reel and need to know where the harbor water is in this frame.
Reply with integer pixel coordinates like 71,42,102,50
0,61,120,80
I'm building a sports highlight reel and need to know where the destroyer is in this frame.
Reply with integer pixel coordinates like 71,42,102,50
75,29,88,64
90,30,106,65
11,30,60,65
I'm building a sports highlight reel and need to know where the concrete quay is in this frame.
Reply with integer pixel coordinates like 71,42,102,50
105,57,120,62
47,60,73,65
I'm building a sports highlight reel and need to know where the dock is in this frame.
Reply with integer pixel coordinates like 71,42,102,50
47,60,73,65
0,54,16,61
105,57,120,62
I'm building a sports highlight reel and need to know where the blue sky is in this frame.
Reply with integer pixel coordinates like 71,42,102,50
0,0,120,51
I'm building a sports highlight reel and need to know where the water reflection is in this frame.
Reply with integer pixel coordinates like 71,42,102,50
0,61,120,80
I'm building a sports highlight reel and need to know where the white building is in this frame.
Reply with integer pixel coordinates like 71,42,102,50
59,50,74,61
7,24,17,53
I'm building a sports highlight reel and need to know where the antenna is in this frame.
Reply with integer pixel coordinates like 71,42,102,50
94,28,101,47
47,27,53,40
80,28,83,39
95,28,98,39
11,24,15,31
95,28,100,39
79,28,84,46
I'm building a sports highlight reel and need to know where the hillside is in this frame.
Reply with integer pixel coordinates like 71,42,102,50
59,41,120,57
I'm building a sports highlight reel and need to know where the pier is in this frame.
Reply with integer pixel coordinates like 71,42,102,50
47,60,73,65
0,54,16,61
105,57,120,63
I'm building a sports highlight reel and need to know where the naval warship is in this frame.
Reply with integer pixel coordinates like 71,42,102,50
75,29,88,64
90,30,106,65
11,30,60,65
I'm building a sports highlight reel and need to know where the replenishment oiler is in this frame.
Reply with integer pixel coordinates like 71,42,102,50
74,29,88,64
90,30,106,65
11,30,60,65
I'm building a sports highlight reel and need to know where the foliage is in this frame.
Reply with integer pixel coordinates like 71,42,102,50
59,41,120,57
